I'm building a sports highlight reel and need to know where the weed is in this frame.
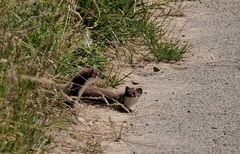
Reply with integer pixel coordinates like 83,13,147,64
153,41,189,62
108,116,123,142
104,72,125,88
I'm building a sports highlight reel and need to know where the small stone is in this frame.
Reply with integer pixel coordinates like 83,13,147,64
153,66,160,72
213,139,217,143
132,81,139,85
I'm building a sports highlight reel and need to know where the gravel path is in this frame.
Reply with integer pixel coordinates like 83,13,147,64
107,0,240,153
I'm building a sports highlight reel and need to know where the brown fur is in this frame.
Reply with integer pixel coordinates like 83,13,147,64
65,66,105,96
81,86,124,103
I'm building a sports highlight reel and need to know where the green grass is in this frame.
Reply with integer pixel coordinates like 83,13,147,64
153,42,189,62
0,0,188,153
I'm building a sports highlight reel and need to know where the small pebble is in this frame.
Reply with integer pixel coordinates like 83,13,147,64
153,66,160,72
132,81,139,85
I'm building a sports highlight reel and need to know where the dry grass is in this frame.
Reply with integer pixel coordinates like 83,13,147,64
47,103,129,153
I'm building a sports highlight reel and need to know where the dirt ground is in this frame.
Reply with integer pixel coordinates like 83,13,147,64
51,0,240,153
105,0,240,153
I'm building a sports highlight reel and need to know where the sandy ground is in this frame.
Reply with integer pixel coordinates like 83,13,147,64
51,0,240,153
105,0,240,153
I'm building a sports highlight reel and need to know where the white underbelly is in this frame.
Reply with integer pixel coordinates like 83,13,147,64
123,97,139,109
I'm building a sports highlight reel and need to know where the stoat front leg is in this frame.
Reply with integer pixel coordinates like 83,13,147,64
128,107,135,112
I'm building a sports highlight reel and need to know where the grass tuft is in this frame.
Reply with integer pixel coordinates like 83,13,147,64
153,42,189,62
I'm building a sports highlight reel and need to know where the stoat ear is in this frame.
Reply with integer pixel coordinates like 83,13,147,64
86,67,94,75
125,86,130,92
136,88,143,94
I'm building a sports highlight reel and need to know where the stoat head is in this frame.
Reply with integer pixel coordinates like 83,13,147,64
122,86,143,110
79,66,105,80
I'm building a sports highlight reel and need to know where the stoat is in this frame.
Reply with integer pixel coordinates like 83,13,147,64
80,86,143,112
64,67,143,112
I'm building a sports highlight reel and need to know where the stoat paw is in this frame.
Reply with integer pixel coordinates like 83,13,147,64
129,108,135,112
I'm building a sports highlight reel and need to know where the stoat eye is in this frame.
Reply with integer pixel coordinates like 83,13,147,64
136,88,143,94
